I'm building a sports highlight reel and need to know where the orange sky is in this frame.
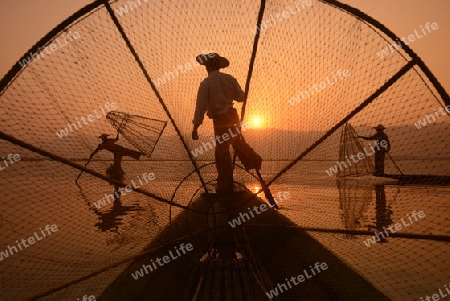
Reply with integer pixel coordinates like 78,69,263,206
0,0,449,95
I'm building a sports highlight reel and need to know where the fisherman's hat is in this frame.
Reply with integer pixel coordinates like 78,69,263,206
374,124,386,130
98,134,110,139
196,52,229,69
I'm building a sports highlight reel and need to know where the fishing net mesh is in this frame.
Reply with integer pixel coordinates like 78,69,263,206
337,123,374,177
0,0,449,300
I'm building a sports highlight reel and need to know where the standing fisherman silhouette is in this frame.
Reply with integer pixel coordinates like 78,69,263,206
90,133,143,181
358,124,391,176
191,53,261,191
191,53,278,208
192,53,246,193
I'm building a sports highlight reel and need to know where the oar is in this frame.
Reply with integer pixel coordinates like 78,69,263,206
75,155,94,183
386,152,404,175
255,169,278,209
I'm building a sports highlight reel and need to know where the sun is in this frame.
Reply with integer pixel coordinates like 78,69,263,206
250,184,262,194
251,117,264,129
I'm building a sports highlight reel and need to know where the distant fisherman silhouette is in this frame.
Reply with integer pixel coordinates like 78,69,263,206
358,124,391,176
192,53,261,193
90,133,143,181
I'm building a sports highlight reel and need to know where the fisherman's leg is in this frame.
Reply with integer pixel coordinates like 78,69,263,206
113,154,125,180
374,151,384,176
379,152,385,175
374,151,381,175
215,138,233,192
106,164,114,178
226,108,242,146
222,109,262,171
213,110,237,192
221,109,249,165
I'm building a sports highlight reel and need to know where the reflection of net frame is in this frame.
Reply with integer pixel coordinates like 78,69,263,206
338,123,374,177
106,111,168,158
338,179,372,233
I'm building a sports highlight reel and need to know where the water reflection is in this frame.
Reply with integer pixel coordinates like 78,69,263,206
338,179,372,238
77,183,141,232
338,180,393,241
373,185,393,243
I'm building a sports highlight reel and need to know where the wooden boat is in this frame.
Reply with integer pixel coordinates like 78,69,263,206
98,191,390,300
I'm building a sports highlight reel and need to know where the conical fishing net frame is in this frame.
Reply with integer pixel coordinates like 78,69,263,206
337,123,374,177
106,111,167,158
0,0,449,300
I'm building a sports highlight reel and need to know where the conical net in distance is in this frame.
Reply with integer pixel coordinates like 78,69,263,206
338,123,374,177
106,111,167,158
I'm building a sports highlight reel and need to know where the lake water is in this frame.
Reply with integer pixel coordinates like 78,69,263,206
0,160,449,300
